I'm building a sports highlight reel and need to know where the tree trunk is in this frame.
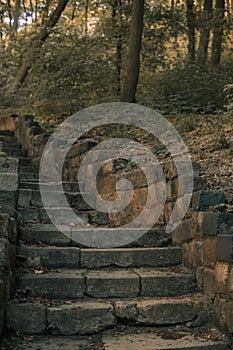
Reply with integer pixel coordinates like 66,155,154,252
113,0,123,98
9,0,69,92
121,0,144,103
230,0,233,46
42,0,51,25
85,0,89,34
197,0,213,63
211,0,225,65
186,0,196,61
8,0,20,52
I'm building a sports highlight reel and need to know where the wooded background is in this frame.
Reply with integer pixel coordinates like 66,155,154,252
0,0,233,120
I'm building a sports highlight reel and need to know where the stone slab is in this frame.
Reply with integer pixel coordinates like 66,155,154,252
16,270,85,299
19,223,72,246
115,296,203,325
6,302,46,335
136,269,195,297
17,246,80,268
80,247,181,268
86,270,139,298
47,301,114,335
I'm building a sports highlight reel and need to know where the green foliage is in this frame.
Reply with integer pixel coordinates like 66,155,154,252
0,0,233,120
138,60,233,114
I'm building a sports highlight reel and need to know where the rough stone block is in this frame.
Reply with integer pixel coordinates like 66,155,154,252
136,269,195,297
7,302,46,335
115,297,201,325
217,235,233,262
203,238,216,267
182,241,203,269
215,262,229,294
18,207,40,223
47,302,114,335
86,270,139,298
16,270,85,299
80,247,181,269
196,266,203,291
203,267,216,297
20,223,71,246
192,191,226,211
0,156,18,173
195,212,233,236
172,219,192,244
0,239,10,272
0,174,18,191
17,246,80,268
0,190,17,215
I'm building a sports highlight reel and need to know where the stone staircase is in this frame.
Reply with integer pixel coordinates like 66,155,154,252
0,131,231,349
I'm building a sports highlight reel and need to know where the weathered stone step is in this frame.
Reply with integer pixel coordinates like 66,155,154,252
6,295,208,336
18,166,39,173
1,142,21,149
18,181,81,191
19,172,39,181
18,189,92,210
19,223,172,248
17,245,182,269
15,268,195,299
1,147,26,157
103,332,229,350
18,157,32,166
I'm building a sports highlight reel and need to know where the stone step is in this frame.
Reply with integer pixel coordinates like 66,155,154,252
18,166,39,173
1,142,21,149
15,268,195,299
6,295,208,336
103,332,229,350
18,157,32,166
17,189,92,210
18,181,81,191
17,245,182,269
19,223,172,248
2,148,26,157
19,172,39,181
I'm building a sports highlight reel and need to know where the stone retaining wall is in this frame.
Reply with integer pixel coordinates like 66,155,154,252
0,214,17,337
173,203,233,334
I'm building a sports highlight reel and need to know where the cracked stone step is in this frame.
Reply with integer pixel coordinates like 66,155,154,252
103,332,229,350
17,245,182,269
19,223,172,248
6,295,209,336
15,268,194,299
6,300,115,336
80,246,181,268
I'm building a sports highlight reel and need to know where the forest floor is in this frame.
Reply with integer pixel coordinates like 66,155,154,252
171,113,233,205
